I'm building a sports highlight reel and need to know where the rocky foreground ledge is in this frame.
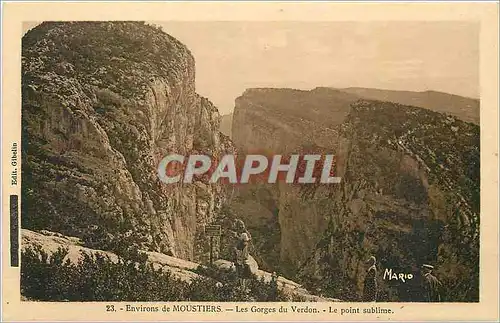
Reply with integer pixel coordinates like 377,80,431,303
21,229,340,302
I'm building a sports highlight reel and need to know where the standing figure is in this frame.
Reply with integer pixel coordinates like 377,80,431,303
233,232,252,293
363,256,378,302
233,219,252,241
224,218,251,261
421,264,443,302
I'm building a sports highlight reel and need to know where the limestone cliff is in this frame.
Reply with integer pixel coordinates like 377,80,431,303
230,88,359,274
219,114,233,138
21,22,233,261
230,88,479,302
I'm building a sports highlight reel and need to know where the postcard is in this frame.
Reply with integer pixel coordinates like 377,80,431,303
2,1,498,321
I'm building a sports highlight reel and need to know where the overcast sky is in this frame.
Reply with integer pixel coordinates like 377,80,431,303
24,21,479,115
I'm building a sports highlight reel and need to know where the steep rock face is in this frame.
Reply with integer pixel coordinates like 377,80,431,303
298,100,479,301
232,88,358,154
21,22,233,260
219,113,233,138
231,88,479,301
230,88,360,275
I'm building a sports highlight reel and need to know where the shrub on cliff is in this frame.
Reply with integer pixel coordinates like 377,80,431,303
193,265,287,301
20,246,287,301
21,246,189,301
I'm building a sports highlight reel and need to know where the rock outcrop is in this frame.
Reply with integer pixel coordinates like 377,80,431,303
21,22,234,261
22,229,202,283
230,88,479,302
230,88,359,274
22,229,339,302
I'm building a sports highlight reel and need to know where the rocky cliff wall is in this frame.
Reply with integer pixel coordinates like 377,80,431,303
230,88,359,275
21,22,233,261
230,88,479,301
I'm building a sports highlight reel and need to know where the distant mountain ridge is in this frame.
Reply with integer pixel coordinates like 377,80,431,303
221,87,479,136
339,87,479,125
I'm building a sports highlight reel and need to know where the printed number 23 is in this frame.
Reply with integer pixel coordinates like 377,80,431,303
106,305,116,312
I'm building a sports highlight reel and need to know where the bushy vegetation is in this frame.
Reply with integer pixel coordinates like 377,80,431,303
349,100,480,217
21,246,289,302
298,100,480,302
23,21,190,100
21,245,186,301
